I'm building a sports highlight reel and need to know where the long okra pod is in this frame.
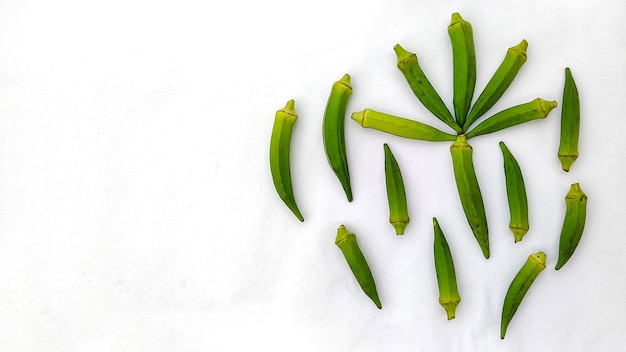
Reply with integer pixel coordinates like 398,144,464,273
351,109,457,142
335,225,382,309
555,183,587,270
384,144,409,235
450,135,489,258
499,141,529,242
323,74,353,201
269,100,304,221
433,217,461,320
448,12,476,127
558,67,580,172
500,251,546,339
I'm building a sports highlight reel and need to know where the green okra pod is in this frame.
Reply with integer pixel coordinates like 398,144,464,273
464,40,528,131
335,225,382,309
384,144,409,235
269,99,304,221
465,98,557,139
323,74,353,201
448,12,477,127
450,135,489,258
351,109,457,142
393,44,461,133
433,217,461,320
558,67,580,172
500,251,546,339
555,183,587,270
499,141,529,243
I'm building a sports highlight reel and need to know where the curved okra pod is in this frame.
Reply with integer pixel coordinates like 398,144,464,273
555,183,587,270
499,142,529,243
465,98,558,139
558,67,580,172
450,135,489,258
323,74,353,201
500,251,546,339
384,144,409,235
393,44,461,133
464,40,528,131
448,12,476,127
269,100,304,221
433,217,461,320
351,109,457,142
335,225,382,309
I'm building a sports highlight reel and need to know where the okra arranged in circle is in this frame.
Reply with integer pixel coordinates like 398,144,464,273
558,67,580,172
450,135,489,258
394,44,461,133
555,183,587,270
351,109,457,142
500,251,546,339
465,98,558,139
499,141,529,243
464,40,528,131
433,217,461,320
335,225,382,309
269,99,304,222
448,12,476,127
323,74,354,201
384,144,409,235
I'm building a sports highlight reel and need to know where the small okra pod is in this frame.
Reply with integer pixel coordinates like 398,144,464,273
383,144,409,235
450,135,489,258
269,99,304,222
335,225,382,309
465,98,557,139
393,44,461,134
558,67,580,172
500,251,546,339
555,183,587,270
323,74,354,201
448,12,477,127
433,217,461,320
499,141,529,243
464,40,529,131
351,109,457,142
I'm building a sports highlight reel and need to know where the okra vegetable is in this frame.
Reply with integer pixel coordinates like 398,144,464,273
448,12,476,127
555,183,587,270
433,217,461,320
394,44,461,133
323,74,354,201
464,40,528,130
450,135,489,258
500,251,546,339
558,67,580,172
465,98,558,139
335,225,382,309
499,141,529,242
269,99,304,222
384,144,409,235
351,109,457,142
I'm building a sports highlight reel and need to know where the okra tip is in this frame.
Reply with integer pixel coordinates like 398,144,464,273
351,110,367,127
449,12,466,27
337,73,352,89
393,44,414,65
281,99,296,115
512,227,528,243
529,251,547,267
511,39,528,55
335,224,355,246
559,156,577,172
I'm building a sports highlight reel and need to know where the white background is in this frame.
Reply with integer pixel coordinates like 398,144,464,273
0,0,624,351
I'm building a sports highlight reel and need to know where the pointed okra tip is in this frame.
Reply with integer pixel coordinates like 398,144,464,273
335,224,355,246
529,251,547,267
393,43,415,65
351,109,367,127
279,99,297,117
449,12,466,26
566,182,587,200
538,98,558,117
336,73,352,89
510,39,528,56
559,156,577,172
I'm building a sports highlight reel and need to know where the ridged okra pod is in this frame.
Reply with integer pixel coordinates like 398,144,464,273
450,135,489,258
500,251,546,339
351,109,457,142
393,44,461,133
499,141,529,242
335,225,382,309
464,40,528,131
448,12,476,127
465,98,557,139
558,67,580,172
323,74,353,201
433,217,461,320
269,99,304,221
555,183,587,270
384,144,409,235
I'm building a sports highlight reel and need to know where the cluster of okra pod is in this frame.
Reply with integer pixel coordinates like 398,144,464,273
269,13,587,339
